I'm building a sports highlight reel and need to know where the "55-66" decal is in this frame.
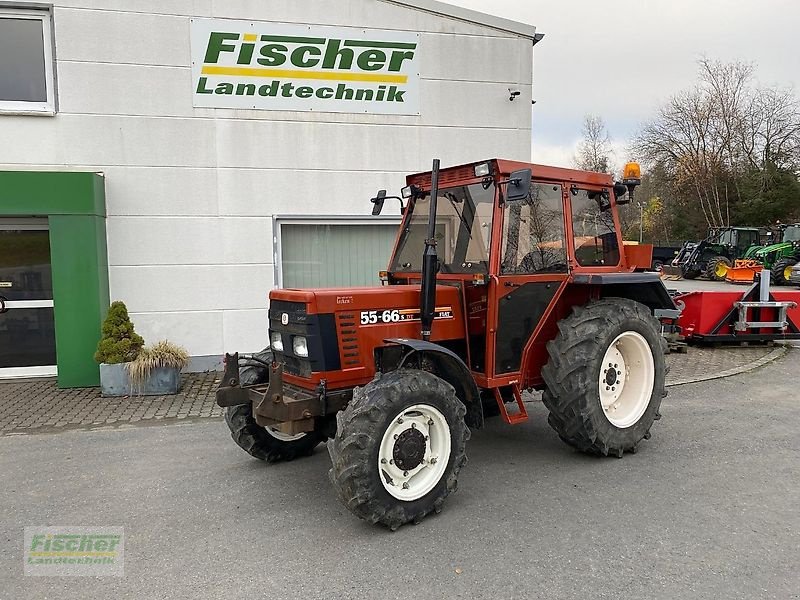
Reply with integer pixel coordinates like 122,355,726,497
359,307,453,325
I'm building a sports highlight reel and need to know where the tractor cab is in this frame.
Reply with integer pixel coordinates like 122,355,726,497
707,226,760,257
372,159,652,381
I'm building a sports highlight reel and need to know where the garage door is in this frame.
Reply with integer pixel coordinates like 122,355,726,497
278,218,401,288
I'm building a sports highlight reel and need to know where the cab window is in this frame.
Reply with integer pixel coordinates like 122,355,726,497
570,188,620,267
500,182,567,274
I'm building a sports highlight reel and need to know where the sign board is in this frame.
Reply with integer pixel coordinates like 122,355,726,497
190,19,420,115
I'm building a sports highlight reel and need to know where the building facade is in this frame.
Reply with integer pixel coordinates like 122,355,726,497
0,0,538,386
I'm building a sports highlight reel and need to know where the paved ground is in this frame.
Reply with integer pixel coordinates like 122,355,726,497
1,349,797,599
0,343,787,435
0,372,222,435
663,275,800,294
662,277,744,294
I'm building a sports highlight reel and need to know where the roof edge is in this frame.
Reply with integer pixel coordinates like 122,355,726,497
378,0,538,41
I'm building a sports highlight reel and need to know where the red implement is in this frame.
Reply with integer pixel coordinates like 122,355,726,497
675,284,800,343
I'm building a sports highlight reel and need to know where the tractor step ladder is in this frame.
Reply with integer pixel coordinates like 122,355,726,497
493,384,528,425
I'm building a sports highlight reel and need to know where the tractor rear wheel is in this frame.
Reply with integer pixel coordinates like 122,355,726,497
224,349,324,462
705,256,732,281
541,298,667,457
328,369,469,530
771,257,797,286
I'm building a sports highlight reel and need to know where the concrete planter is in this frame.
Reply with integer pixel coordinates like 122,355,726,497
99,363,181,397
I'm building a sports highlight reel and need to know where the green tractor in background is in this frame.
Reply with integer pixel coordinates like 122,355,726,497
664,226,762,281
751,223,800,285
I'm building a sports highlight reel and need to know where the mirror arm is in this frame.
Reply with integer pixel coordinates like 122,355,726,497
370,194,406,215
380,196,406,211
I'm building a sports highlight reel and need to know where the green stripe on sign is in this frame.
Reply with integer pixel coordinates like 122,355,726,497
260,35,326,44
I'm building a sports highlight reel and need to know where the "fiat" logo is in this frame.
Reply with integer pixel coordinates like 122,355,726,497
281,313,289,326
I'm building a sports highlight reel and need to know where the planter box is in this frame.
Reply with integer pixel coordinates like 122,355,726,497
99,363,181,397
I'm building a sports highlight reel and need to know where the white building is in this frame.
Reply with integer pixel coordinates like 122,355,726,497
0,0,539,386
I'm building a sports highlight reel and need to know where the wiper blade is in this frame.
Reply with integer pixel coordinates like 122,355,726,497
444,192,471,231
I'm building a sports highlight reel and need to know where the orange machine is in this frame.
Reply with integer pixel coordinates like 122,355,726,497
725,259,763,284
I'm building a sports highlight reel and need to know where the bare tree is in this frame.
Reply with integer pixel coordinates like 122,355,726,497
632,58,800,231
574,114,613,174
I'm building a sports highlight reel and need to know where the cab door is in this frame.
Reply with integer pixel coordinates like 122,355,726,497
489,181,569,376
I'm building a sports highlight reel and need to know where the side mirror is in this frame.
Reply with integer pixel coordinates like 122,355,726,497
505,168,532,202
371,190,387,215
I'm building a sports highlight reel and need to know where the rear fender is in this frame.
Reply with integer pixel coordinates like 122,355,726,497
379,338,483,429
518,277,676,388
571,273,677,312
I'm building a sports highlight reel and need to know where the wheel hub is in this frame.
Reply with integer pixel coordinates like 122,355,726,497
393,428,426,471
378,404,452,502
604,366,619,387
597,331,655,428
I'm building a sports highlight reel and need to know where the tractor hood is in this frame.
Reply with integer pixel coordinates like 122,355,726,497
270,284,462,317
755,242,791,256
266,285,467,386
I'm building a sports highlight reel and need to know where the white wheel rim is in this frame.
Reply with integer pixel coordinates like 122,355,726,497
264,426,306,442
378,404,451,502
598,331,655,428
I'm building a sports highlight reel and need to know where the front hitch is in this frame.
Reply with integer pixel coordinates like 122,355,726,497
215,352,252,407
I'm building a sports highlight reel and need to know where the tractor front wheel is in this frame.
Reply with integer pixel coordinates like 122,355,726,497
705,256,732,281
541,298,667,457
681,267,701,280
771,258,797,286
328,369,469,530
224,349,324,462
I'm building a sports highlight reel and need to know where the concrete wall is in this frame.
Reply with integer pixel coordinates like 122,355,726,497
0,0,534,360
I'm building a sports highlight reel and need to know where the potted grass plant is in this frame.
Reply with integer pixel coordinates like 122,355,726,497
127,340,190,395
95,301,144,396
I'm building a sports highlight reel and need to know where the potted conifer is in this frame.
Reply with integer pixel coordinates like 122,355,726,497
95,301,144,396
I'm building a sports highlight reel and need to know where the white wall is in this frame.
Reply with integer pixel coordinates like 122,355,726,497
0,0,533,359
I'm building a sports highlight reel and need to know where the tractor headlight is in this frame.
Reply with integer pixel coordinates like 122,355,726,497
269,331,283,352
292,335,308,357
474,162,490,177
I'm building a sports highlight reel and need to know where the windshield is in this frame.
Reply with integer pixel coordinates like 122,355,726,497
784,227,800,242
714,229,734,245
390,183,495,273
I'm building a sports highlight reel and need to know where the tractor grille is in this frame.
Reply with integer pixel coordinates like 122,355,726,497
336,312,361,367
269,300,340,377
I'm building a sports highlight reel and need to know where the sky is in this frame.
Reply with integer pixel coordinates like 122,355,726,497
447,0,800,169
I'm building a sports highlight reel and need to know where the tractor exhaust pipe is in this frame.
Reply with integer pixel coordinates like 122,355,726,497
420,158,440,341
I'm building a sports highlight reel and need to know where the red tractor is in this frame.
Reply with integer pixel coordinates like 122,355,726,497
217,158,675,529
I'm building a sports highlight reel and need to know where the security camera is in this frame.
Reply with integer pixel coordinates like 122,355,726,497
508,88,521,101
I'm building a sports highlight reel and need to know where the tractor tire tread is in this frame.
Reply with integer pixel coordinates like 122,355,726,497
328,369,469,530
541,298,667,457
771,257,797,286
224,348,323,463
705,255,732,281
